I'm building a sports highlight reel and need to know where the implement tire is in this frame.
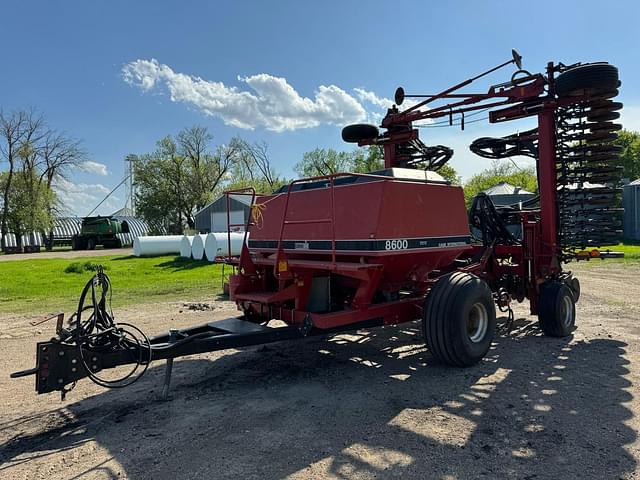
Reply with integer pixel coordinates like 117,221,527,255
555,63,619,98
538,281,576,337
423,272,496,367
341,124,379,143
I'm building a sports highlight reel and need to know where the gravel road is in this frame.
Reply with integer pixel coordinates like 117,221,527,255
1,262,639,479
0,248,134,262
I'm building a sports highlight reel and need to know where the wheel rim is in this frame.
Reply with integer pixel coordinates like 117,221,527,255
467,302,489,343
560,294,574,328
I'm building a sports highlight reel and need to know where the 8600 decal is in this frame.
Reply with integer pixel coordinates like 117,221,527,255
385,239,409,250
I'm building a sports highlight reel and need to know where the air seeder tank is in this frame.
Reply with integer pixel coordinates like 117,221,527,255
230,168,472,322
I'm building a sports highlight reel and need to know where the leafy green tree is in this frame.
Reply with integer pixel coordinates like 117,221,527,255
351,146,384,173
294,148,353,177
615,130,640,181
134,135,211,233
0,170,55,248
295,145,461,185
463,161,537,207
134,127,285,233
438,164,461,185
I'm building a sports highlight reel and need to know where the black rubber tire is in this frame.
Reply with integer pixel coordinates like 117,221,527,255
341,124,379,143
423,272,496,367
538,281,576,337
555,63,619,98
570,277,581,303
87,238,96,250
71,236,86,250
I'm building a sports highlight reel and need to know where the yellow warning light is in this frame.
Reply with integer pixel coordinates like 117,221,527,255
278,260,288,272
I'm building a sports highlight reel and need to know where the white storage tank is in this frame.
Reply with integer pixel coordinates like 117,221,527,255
133,235,183,257
179,235,194,258
191,234,208,260
205,232,248,261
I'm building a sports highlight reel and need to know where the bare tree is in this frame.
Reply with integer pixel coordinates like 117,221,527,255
239,140,279,189
177,127,245,211
0,109,46,250
177,126,212,202
39,132,87,248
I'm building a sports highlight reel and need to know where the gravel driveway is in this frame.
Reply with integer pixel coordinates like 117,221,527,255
1,262,638,479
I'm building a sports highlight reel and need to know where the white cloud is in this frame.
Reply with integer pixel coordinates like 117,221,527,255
621,105,640,132
354,88,393,109
54,178,120,216
77,160,108,176
122,59,368,132
354,87,431,126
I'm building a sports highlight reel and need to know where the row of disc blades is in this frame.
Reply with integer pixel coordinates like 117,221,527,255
556,91,623,250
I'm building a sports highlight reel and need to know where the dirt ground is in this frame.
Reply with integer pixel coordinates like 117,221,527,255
1,262,639,479
0,248,134,262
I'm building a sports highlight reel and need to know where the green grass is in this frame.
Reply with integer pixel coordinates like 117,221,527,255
610,241,640,261
0,255,224,315
593,241,640,263
572,241,640,265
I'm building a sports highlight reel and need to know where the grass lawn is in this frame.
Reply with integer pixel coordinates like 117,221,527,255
0,255,225,315
581,242,640,263
609,242,640,261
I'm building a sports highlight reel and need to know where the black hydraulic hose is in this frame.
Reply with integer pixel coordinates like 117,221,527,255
70,270,152,390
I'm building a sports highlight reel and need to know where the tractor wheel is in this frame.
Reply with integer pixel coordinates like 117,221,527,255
341,124,379,143
538,281,576,337
555,63,619,98
423,272,496,367
72,236,85,250
87,238,96,250
569,276,580,303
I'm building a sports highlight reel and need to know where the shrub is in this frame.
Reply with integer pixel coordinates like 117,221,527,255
64,261,108,274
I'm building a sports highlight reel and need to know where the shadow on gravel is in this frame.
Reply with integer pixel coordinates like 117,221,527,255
1,316,636,479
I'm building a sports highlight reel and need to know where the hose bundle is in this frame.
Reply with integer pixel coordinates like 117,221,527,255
62,267,152,389
469,128,538,159
468,193,521,246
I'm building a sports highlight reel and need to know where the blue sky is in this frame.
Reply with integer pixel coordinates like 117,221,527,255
1,0,639,215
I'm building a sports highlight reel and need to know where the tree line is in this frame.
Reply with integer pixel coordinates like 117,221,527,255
2,110,639,244
121,126,640,234
0,109,86,250
134,127,465,234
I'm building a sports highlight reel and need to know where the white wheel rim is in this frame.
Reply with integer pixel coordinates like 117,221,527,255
560,294,574,328
468,302,488,343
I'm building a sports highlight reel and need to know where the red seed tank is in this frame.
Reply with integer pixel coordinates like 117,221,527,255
245,168,472,292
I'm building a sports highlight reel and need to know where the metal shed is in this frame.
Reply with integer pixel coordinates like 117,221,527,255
623,179,640,240
481,181,536,206
194,194,251,233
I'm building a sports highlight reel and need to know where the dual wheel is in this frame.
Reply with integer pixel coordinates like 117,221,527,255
423,272,576,367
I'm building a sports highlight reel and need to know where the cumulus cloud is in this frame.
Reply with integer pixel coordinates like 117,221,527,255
122,59,370,132
354,88,393,110
77,160,108,176
54,178,120,216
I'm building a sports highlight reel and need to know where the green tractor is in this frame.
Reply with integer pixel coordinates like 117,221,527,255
71,216,127,250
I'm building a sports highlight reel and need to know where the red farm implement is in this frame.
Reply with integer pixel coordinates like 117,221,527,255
12,51,624,397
